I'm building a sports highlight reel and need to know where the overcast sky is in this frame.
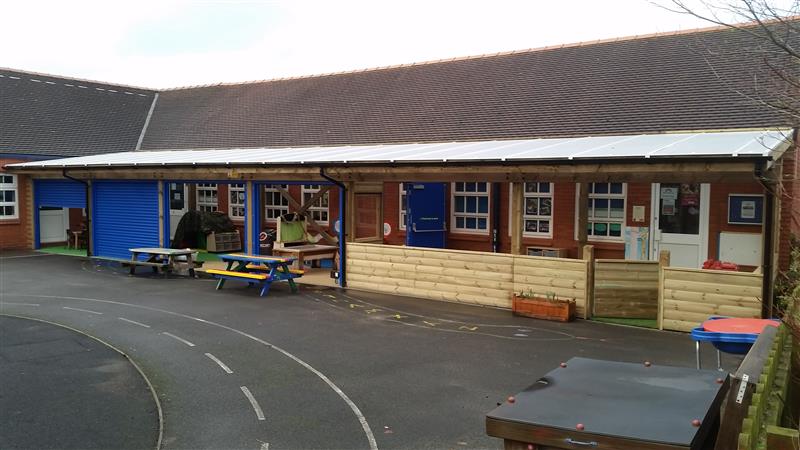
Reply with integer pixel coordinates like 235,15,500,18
1,0,716,89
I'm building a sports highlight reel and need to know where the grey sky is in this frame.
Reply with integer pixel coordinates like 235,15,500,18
1,0,714,89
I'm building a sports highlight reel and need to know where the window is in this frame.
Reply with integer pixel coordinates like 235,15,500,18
196,183,218,212
452,182,489,233
0,174,18,219
586,182,626,240
399,183,408,230
229,183,245,219
523,182,553,236
302,184,329,224
264,184,289,222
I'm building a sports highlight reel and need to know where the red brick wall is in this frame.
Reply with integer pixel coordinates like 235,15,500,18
0,159,32,250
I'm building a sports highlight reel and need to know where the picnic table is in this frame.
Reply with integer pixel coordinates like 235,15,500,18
206,253,303,296
128,247,197,276
271,244,338,269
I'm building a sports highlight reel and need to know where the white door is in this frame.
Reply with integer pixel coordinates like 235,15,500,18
39,207,69,244
168,183,188,239
651,183,709,268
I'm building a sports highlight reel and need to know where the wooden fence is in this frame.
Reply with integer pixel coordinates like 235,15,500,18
659,265,763,332
346,243,590,316
594,260,659,319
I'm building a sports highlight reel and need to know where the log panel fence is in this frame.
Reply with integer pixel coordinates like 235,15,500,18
593,260,659,319
346,243,590,316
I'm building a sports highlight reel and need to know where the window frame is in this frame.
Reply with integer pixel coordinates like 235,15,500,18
228,183,246,220
196,183,218,212
509,182,554,238
302,184,329,225
399,183,408,231
0,173,19,220
263,184,289,223
450,181,490,235
574,182,627,242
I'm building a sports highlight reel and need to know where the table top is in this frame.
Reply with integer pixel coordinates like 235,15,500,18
486,357,726,448
220,253,295,264
130,248,196,256
702,318,779,335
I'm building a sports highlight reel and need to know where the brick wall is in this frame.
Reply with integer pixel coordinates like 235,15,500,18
778,144,800,271
379,180,775,264
0,159,33,250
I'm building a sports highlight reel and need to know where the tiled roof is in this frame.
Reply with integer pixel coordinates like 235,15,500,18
0,69,156,157
140,23,797,151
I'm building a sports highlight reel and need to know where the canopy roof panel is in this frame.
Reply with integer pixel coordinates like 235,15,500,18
8,129,793,170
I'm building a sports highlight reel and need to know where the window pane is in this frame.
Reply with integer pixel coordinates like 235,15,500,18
455,196,464,213
610,183,623,194
478,196,488,214
6,206,15,216
465,182,476,192
3,191,13,202
456,217,464,228
594,199,609,218
594,222,608,236
455,182,464,192
610,199,624,218
538,221,550,233
466,217,476,229
539,198,551,216
477,182,487,192
609,223,622,236
477,218,487,229
525,220,538,233
525,198,539,216
525,183,538,193
593,183,608,194
539,182,550,193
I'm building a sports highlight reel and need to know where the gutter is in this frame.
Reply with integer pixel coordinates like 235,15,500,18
62,169,91,257
319,168,347,287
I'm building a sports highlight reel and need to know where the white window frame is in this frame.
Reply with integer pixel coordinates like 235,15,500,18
0,173,19,220
228,183,246,220
451,182,490,235
196,183,218,212
399,183,408,231
302,184,329,225
508,182,554,238
264,184,289,223
574,182,627,242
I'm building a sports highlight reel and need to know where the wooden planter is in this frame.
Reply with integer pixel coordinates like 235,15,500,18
512,295,575,322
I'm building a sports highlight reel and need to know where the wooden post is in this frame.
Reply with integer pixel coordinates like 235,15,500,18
582,244,594,319
577,182,589,250
245,181,254,254
346,181,356,243
657,250,670,330
510,182,524,255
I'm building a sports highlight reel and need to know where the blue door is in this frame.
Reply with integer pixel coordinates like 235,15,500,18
405,183,447,248
93,181,160,259
34,179,86,208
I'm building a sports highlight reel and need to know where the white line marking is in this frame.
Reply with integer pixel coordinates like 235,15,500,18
118,317,151,328
205,353,233,374
9,293,378,450
0,253,54,260
162,332,195,347
63,306,102,315
240,386,266,421
257,440,269,450
1,302,40,306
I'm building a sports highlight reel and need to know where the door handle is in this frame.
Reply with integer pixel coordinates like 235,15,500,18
564,438,598,447
412,223,446,232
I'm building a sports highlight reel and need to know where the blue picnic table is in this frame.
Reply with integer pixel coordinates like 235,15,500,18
206,253,304,296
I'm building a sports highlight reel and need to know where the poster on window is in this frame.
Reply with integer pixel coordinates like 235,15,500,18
661,199,676,216
728,195,763,225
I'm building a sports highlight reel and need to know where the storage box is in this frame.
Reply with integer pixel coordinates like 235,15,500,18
526,246,568,258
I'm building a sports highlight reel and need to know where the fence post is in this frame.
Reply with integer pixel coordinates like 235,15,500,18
582,245,595,320
657,250,670,330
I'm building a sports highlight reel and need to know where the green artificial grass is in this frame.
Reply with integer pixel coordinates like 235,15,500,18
193,251,222,263
37,246,87,257
592,316,658,329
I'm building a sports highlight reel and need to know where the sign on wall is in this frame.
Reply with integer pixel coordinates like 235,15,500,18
728,194,764,225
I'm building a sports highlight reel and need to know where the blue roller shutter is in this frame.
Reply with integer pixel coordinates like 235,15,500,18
34,179,86,208
93,181,159,259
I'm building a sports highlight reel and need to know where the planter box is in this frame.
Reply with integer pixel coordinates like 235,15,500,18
512,295,575,322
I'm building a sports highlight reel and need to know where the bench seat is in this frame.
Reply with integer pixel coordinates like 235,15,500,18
245,264,305,275
205,269,268,280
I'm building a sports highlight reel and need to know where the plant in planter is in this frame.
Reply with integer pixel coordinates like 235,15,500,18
512,289,576,322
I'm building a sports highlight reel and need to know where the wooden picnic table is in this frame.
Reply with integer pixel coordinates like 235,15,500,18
271,244,338,269
207,253,303,296
128,247,197,277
